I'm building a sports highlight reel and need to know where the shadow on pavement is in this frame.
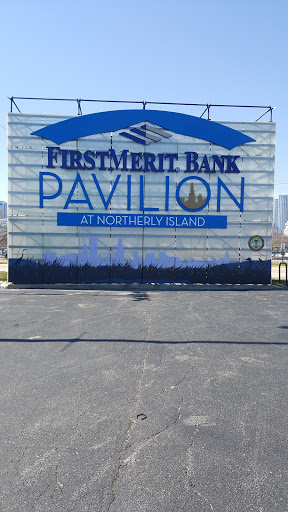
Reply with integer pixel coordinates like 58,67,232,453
0,338,287,347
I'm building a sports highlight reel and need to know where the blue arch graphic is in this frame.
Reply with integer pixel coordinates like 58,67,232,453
31,109,255,149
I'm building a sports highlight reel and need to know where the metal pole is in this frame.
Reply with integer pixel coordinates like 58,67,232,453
200,106,208,118
255,108,272,122
207,104,210,121
8,97,21,113
77,99,82,116
279,262,288,285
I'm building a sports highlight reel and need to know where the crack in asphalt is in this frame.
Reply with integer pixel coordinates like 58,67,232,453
55,464,64,492
55,447,64,494
122,394,184,471
182,432,214,511
32,483,52,510
170,368,195,389
107,317,151,511
20,396,49,436
194,490,214,511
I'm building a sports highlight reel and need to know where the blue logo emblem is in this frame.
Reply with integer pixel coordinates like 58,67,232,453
120,124,172,145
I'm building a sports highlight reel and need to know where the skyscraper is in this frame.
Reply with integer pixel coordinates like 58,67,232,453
274,195,288,233
273,197,279,232
0,201,7,220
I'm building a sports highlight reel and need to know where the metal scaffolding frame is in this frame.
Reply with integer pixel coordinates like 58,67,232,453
8,96,274,122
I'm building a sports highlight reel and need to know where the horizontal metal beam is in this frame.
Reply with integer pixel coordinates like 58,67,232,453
9,96,272,110
8,97,274,121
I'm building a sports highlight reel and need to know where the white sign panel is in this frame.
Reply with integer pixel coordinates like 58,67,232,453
7,110,275,284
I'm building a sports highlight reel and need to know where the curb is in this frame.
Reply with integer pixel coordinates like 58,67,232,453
1,282,284,292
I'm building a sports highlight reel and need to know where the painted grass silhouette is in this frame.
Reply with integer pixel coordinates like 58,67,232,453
9,258,271,285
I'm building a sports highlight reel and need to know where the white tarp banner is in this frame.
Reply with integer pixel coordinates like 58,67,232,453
7,111,275,284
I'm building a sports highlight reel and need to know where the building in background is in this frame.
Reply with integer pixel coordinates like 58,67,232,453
0,201,7,220
0,201,7,257
274,195,288,233
273,197,279,232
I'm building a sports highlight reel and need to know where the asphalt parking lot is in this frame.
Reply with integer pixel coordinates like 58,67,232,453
0,288,288,512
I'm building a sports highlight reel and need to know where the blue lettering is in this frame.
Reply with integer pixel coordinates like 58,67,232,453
165,153,178,172
60,149,69,169
92,173,121,210
158,153,165,172
226,155,240,173
47,146,61,168
109,149,128,171
96,151,109,170
64,174,93,209
127,175,131,210
84,150,96,170
68,150,84,170
144,153,158,172
185,152,199,172
212,155,225,173
139,175,159,211
39,171,62,208
131,153,143,171
165,175,169,211
199,155,211,173
217,177,245,211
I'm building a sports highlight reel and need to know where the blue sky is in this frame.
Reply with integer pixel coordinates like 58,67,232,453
0,0,287,201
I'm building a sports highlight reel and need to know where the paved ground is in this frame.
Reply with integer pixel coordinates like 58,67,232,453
0,288,288,512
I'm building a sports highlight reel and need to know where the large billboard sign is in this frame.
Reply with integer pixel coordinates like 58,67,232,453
7,110,275,284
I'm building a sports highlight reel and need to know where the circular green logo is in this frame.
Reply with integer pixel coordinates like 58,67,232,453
248,235,264,251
